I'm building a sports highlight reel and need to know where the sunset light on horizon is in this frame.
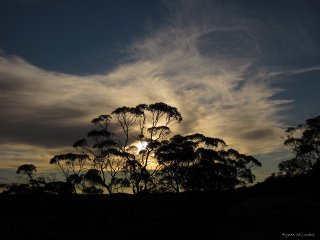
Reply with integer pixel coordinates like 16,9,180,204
1,0,320,184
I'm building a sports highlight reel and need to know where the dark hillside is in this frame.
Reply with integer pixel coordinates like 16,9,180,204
0,180,318,240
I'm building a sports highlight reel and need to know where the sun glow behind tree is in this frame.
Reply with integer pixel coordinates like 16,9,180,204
136,141,148,152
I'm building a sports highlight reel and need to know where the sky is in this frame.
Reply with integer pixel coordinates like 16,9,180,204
1,0,320,183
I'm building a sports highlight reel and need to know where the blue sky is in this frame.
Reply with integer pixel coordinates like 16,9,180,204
1,0,320,183
0,0,167,74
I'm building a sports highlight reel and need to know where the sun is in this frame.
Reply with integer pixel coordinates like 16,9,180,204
136,141,148,152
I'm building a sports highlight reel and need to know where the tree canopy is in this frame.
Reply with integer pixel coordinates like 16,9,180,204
155,134,261,192
3,102,261,195
278,115,320,176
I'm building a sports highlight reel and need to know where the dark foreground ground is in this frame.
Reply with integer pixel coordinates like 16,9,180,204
0,179,318,240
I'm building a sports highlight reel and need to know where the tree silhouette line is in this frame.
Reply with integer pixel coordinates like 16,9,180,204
265,115,320,184
1,102,319,195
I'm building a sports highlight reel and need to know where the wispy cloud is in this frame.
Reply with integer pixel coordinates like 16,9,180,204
269,66,320,78
0,0,306,172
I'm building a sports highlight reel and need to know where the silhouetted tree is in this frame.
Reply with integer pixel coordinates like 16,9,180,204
72,115,128,194
2,164,47,195
49,102,261,194
43,181,75,195
50,153,88,179
155,135,198,192
111,102,182,194
5,183,31,195
16,164,37,185
0,184,7,194
51,102,182,194
279,115,320,176
50,153,88,192
83,186,104,195
81,169,104,194
156,134,261,192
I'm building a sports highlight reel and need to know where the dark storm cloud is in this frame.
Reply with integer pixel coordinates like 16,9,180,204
241,129,276,141
0,55,112,150
0,120,90,148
